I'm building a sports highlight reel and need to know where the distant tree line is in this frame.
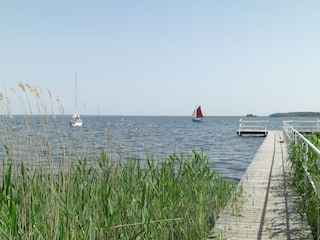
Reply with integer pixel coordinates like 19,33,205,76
246,113,257,117
269,112,320,117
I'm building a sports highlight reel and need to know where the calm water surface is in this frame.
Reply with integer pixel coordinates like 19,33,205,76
2,116,287,180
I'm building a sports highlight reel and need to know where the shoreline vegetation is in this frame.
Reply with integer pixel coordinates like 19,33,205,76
269,112,320,117
0,151,237,239
288,133,320,239
0,82,238,238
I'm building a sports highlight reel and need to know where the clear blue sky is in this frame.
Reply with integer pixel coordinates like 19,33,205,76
1,1,320,116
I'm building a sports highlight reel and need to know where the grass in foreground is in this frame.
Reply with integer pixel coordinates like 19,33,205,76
288,133,320,239
0,151,236,239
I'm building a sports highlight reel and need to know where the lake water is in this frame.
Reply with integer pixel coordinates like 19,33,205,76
0,115,294,180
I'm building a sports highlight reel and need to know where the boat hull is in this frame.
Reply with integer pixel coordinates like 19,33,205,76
70,119,83,127
192,118,206,122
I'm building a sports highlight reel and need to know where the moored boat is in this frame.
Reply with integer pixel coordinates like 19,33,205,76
70,73,83,127
70,112,82,127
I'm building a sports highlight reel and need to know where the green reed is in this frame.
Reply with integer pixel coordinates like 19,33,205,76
0,151,236,239
0,82,237,239
288,133,320,239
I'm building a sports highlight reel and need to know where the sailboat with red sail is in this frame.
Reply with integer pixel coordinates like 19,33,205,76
192,105,206,122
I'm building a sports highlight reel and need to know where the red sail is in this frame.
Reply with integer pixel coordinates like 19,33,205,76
196,106,203,118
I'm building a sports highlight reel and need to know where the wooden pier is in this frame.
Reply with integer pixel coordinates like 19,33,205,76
210,130,311,239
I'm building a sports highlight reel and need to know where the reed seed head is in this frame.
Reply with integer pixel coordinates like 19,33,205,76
30,87,40,97
47,88,51,98
18,81,25,91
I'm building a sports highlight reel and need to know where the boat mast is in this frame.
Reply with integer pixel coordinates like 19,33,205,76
75,73,78,113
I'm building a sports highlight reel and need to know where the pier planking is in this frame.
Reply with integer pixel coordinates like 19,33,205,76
210,130,311,239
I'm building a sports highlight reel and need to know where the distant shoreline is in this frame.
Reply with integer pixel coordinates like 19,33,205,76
2,113,320,118
269,112,320,117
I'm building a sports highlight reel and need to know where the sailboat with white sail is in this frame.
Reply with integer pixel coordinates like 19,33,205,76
70,74,83,127
192,105,206,122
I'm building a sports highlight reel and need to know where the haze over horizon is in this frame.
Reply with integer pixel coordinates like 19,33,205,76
1,1,320,116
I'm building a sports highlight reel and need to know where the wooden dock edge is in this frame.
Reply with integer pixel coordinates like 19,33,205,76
209,130,312,239
237,130,268,137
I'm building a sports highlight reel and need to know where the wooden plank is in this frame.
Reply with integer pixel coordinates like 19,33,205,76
210,131,311,239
